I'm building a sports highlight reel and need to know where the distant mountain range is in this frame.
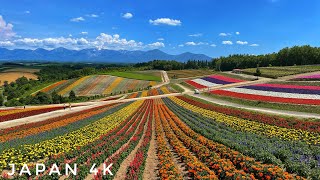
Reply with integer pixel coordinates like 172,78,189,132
0,48,211,63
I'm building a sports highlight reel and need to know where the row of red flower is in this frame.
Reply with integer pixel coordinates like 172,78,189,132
178,96,320,133
211,89,320,105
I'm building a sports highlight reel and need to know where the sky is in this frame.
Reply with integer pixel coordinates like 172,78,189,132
0,0,320,57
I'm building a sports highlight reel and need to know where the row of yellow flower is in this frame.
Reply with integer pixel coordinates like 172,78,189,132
59,76,90,96
169,97,320,145
103,77,124,94
0,100,143,170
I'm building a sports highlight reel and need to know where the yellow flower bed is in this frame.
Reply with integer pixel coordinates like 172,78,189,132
149,81,157,87
141,90,148,97
59,76,90,96
170,97,320,145
0,100,143,170
160,86,170,94
103,77,123,94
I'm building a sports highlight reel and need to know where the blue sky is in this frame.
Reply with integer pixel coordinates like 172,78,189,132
0,0,319,57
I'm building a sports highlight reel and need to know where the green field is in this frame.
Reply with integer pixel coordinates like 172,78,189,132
104,71,162,81
242,65,320,78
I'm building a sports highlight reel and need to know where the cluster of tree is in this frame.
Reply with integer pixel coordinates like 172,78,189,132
213,45,320,71
134,60,213,70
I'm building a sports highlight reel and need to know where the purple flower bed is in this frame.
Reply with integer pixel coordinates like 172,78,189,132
241,85,320,95
201,77,230,85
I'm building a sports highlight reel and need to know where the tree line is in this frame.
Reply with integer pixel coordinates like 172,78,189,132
213,45,320,71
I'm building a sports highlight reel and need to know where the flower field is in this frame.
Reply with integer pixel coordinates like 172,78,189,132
210,83,320,105
126,86,177,99
186,75,245,89
0,95,319,179
0,106,68,122
41,75,158,97
293,74,320,81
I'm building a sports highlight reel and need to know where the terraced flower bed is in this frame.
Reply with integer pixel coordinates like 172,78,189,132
41,75,158,97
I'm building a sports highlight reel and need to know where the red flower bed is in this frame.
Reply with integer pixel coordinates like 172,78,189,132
185,80,207,89
211,89,320,105
0,106,64,122
178,96,320,133
208,75,244,83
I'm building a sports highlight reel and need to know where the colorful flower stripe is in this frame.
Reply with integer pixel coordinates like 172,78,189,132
162,99,305,180
227,87,320,99
212,89,320,105
257,83,320,90
59,76,90,96
41,80,67,93
185,80,206,89
242,84,320,95
163,97,318,179
74,75,98,95
149,81,157,87
177,96,320,133
88,75,116,95
155,100,218,179
125,102,153,180
0,100,143,169
77,75,105,96
159,103,253,179
0,103,120,142
295,74,320,79
103,77,123,94
127,79,139,90
0,106,64,122
208,75,245,83
141,90,148,97
170,96,320,145
30,100,150,180
154,101,182,180
202,76,234,85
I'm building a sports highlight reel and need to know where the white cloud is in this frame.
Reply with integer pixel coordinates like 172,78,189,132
25,11,30,14
70,17,85,22
250,44,259,47
122,13,133,19
222,41,233,45
148,42,165,48
69,34,72,37
86,14,99,18
149,18,181,26
219,32,231,36
236,32,240,35
178,44,184,47
0,41,14,46
157,38,164,41
94,33,143,50
236,40,248,45
210,44,217,47
0,15,16,40
185,41,207,46
81,32,88,35
189,33,202,37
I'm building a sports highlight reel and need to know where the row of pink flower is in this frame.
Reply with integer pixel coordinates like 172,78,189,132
295,74,320,79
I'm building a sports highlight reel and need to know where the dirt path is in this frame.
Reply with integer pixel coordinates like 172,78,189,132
152,71,170,89
113,113,150,180
142,116,159,180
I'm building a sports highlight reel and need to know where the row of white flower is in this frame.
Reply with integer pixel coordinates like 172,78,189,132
226,87,320,100
191,79,220,87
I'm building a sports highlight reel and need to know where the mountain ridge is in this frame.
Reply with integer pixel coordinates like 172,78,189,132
0,48,212,63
